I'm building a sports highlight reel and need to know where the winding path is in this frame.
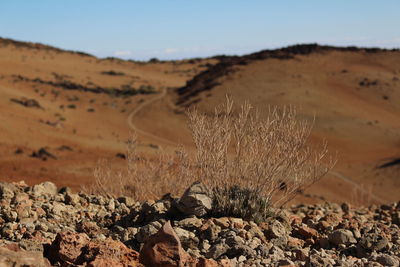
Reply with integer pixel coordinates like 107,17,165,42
127,88,177,146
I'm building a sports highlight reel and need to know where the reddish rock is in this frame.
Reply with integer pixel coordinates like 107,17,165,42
77,221,101,236
219,259,232,267
322,213,342,226
294,225,319,240
302,214,319,225
12,180,29,187
230,218,244,229
140,221,230,267
140,221,194,266
194,258,231,267
82,238,142,267
213,217,230,228
195,258,220,267
49,231,90,264
87,258,124,267
287,237,304,248
290,215,302,226
35,207,46,217
2,243,20,252
30,230,51,244
317,220,330,231
49,232,142,266
0,245,51,267
293,248,309,261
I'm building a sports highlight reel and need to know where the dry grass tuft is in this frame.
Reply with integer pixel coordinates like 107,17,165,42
88,97,336,212
186,97,336,208
87,135,192,200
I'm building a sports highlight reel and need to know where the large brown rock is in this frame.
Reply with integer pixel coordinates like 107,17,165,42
48,231,90,264
49,231,142,266
82,238,142,267
0,245,51,267
140,221,229,267
140,221,194,266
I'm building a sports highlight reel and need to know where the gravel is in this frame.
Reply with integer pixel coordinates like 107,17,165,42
0,180,399,266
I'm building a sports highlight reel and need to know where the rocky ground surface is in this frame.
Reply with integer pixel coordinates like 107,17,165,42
0,181,399,266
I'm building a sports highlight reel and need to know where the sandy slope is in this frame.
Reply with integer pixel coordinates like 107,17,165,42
0,37,215,189
0,38,398,204
168,46,400,203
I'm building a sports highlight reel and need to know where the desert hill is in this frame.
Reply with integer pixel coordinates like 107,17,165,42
0,37,216,189
137,44,400,204
0,37,399,204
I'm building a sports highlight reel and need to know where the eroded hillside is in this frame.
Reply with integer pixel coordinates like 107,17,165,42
0,38,399,204
0,37,216,188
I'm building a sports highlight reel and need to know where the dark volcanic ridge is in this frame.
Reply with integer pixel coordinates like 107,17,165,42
11,74,156,97
175,44,400,107
379,158,400,169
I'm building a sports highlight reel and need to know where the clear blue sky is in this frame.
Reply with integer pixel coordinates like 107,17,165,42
1,1,399,60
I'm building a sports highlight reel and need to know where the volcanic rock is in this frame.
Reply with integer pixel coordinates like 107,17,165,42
176,182,212,217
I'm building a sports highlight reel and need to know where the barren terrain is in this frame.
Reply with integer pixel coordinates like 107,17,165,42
0,38,399,204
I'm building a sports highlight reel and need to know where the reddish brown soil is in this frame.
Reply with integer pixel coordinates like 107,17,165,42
0,38,399,205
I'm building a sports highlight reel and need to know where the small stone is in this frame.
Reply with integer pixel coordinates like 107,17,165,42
174,227,198,249
267,220,289,239
117,196,136,207
107,199,115,211
293,248,309,261
176,182,212,217
238,255,247,262
287,236,304,249
230,218,244,229
213,217,230,228
206,242,229,259
32,182,57,197
328,229,357,246
200,239,211,252
136,222,161,243
178,217,203,229
5,211,18,222
374,254,399,266
200,222,221,242
358,233,389,254
294,225,319,240
0,182,17,199
277,258,295,266
65,192,80,205
12,192,29,204
256,244,270,257
341,203,350,213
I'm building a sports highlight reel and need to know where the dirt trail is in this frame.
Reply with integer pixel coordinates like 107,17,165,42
127,88,177,146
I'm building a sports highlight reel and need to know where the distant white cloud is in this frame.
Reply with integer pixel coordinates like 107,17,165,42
163,48,179,54
114,50,132,56
319,36,400,48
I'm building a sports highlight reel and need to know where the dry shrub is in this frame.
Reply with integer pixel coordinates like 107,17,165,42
89,97,335,215
87,135,194,200
187,97,336,210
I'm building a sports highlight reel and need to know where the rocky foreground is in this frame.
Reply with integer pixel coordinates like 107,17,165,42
0,181,399,266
